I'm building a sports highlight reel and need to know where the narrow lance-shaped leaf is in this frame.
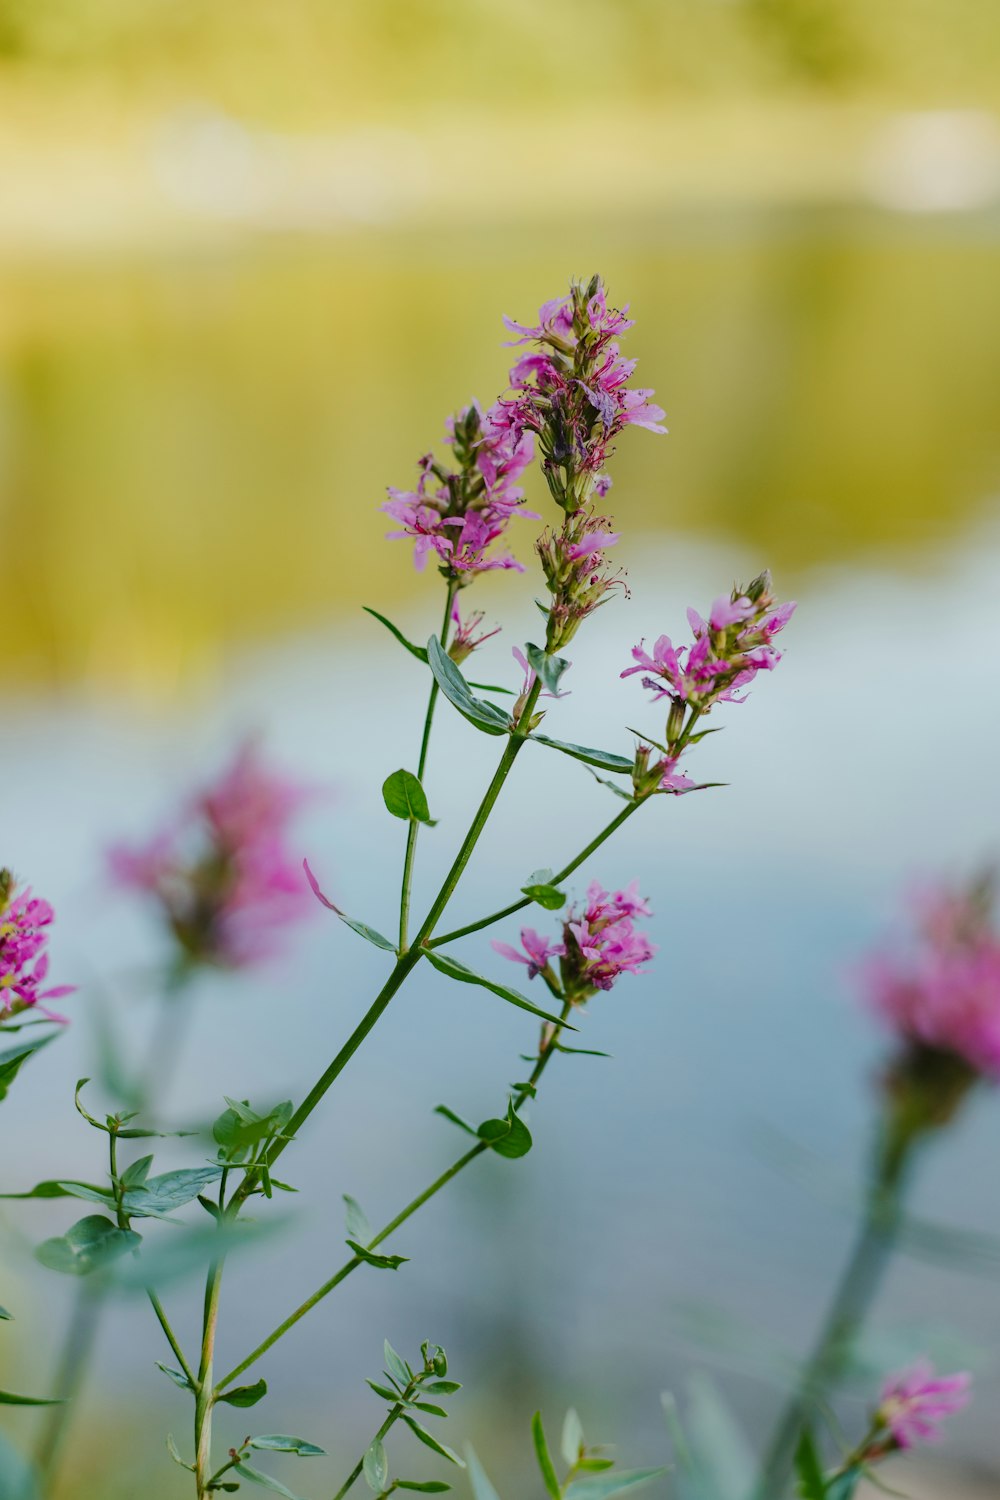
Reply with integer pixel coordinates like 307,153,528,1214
401,1414,464,1467
348,1241,409,1271
465,1446,502,1500
303,860,396,951
793,1430,826,1500
249,1435,326,1457
563,1469,670,1500
423,950,574,1031
363,607,510,692
531,1412,561,1500
426,636,512,736
0,1389,64,1406
233,1461,304,1499
530,734,634,774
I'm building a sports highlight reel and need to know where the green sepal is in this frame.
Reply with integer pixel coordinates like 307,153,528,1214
217,1378,268,1408
384,1341,412,1387
423,949,574,1030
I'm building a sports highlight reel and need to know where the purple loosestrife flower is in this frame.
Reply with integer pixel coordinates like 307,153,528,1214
109,743,315,970
860,874,1000,1105
492,275,665,514
447,600,500,666
383,400,536,579
0,869,75,1024
622,571,795,716
866,1362,971,1455
493,879,655,1004
536,508,626,650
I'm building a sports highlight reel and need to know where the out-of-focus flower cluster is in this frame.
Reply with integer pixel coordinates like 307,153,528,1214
851,1361,971,1467
861,873,1000,1085
493,879,655,1003
0,869,74,1024
383,400,536,579
109,744,314,970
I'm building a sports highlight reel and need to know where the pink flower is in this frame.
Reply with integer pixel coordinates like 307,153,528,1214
623,574,795,714
536,508,626,650
494,275,665,513
0,871,75,1024
491,928,565,980
494,878,655,1002
384,401,536,576
873,1362,971,1450
109,743,316,970
860,877,1000,1079
448,600,500,666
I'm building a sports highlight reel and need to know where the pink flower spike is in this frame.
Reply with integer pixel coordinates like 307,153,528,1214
875,1362,971,1450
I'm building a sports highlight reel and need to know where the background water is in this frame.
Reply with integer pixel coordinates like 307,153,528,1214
2,210,1000,1498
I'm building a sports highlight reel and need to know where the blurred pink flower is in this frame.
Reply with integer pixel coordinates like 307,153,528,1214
0,872,75,1023
860,876,1000,1079
873,1361,971,1450
109,743,316,970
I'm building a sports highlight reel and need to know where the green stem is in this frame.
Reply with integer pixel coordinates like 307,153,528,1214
751,1156,910,1500
331,1387,414,1500
430,796,646,948
194,1251,226,1499
216,999,573,1393
234,680,545,1209
399,582,457,952
147,1288,197,1389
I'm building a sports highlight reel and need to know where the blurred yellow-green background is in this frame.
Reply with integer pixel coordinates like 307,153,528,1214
1,3,1000,1498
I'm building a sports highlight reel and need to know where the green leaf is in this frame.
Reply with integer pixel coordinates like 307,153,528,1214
0,1179,110,1202
384,1341,412,1389
476,1100,533,1160
422,1380,461,1395
531,1412,561,1500
217,1379,268,1409
0,1305,10,1321
0,1389,63,1406
561,1409,585,1467
520,877,566,911
166,1433,195,1471
122,1166,224,1218
825,1472,862,1500
433,1105,478,1136
383,769,435,825
401,1415,464,1467
554,1045,611,1058
0,1034,55,1103
121,1155,154,1189
366,1378,401,1402
465,1446,502,1500
397,1484,451,1493
343,1194,372,1245
303,862,397,951
364,607,429,662
524,643,571,697
36,1215,142,1277
249,1436,325,1457
155,1361,195,1392
347,1241,409,1270
529,734,633,774
793,1430,825,1500
213,1100,294,1163
587,769,636,802
426,636,512,736
564,1469,669,1499
364,1437,389,1492
233,1461,303,1499
423,950,573,1030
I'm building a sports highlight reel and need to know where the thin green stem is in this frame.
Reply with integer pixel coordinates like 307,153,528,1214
34,1286,103,1492
430,796,646,948
216,999,573,1393
399,581,457,952
331,1387,414,1500
194,1246,227,1498
751,1158,909,1500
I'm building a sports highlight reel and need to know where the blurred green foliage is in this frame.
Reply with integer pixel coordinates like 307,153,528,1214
0,0,996,115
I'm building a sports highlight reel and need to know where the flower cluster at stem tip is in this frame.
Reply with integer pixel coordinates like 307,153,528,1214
493,880,655,1004
861,1361,971,1460
0,868,75,1024
109,742,316,970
